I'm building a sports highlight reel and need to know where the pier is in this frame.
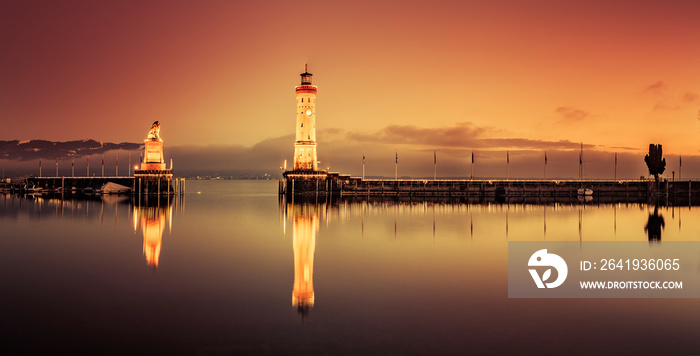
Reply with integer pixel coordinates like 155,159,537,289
18,176,186,196
8,121,187,197
275,68,700,205
280,172,700,203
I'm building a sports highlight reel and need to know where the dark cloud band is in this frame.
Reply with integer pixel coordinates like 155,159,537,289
0,140,141,161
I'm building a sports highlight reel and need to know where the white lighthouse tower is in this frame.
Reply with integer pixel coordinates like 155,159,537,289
293,65,318,171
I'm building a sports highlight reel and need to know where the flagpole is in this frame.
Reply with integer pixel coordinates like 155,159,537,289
506,150,509,181
116,154,118,177
72,157,75,177
433,150,437,180
39,159,42,177
102,155,105,177
471,151,474,181
129,153,132,177
395,149,398,181
614,152,617,180
579,142,583,180
679,155,682,180
362,151,365,180
55,158,58,177
544,151,548,180
87,157,89,177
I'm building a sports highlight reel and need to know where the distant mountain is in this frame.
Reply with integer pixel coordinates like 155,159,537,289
0,139,141,161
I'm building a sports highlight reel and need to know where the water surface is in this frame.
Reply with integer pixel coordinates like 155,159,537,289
1,180,699,355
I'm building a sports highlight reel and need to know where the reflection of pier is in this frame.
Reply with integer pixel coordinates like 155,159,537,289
278,196,689,244
0,192,183,269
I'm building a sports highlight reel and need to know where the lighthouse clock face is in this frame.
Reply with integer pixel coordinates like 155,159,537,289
305,109,312,116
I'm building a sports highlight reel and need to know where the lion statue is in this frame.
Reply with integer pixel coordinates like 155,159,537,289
147,121,161,140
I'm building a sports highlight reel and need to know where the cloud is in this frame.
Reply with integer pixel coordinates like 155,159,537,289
643,81,667,95
607,146,639,151
345,122,591,150
346,122,485,147
555,106,589,123
0,140,140,161
653,102,680,111
652,91,698,112
643,84,698,111
682,92,699,103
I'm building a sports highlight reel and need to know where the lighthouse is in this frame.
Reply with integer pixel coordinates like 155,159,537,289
293,65,318,171
282,65,330,197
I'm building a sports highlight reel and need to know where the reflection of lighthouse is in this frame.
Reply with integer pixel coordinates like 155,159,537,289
133,200,173,268
293,65,318,171
292,204,318,313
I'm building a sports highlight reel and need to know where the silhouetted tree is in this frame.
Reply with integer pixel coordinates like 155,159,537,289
644,144,666,181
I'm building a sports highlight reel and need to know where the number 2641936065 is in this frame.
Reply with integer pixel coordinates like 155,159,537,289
597,259,680,271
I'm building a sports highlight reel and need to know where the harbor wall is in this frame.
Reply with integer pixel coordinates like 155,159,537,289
21,176,184,195
281,172,700,202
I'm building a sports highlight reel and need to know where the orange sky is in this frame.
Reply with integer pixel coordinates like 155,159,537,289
2,0,699,177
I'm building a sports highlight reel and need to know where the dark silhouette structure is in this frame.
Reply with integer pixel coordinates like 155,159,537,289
644,144,666,181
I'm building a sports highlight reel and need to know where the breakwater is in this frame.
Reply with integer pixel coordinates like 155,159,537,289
280,172,700,203
14,176,186,195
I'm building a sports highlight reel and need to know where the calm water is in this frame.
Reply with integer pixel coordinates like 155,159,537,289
1,180,699,355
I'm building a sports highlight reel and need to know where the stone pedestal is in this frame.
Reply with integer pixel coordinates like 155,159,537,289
143,139,165,170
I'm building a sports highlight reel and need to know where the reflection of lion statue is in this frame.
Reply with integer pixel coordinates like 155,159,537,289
147,121,161,140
